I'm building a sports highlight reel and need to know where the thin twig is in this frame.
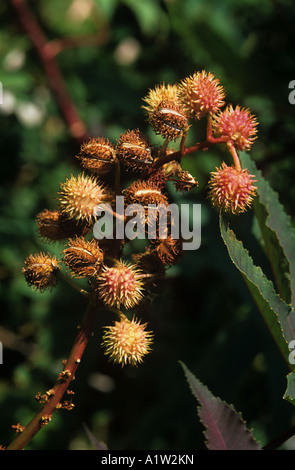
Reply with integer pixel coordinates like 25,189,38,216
9,0,88,144
6,296,100,450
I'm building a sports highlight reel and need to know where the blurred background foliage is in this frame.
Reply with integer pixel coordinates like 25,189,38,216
0,0,295,450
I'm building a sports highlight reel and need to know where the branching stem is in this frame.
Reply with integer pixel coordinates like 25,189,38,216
6,297,100,450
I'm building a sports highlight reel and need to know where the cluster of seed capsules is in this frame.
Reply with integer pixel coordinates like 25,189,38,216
22,70,258,366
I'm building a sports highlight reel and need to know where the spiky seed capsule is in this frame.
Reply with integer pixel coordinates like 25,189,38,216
101,315,153,366
152,236,183,266
63,237,104,278
132,248,166,284
123,179,168,207
179,70,225,120
22,253,59,291
159,159,182,179
97,260,144,309
117,129,153,171
142,83,189,141
208,162,257,214
58,173,113,223
212,105,258,151
36,209,89,242
76,137,116,174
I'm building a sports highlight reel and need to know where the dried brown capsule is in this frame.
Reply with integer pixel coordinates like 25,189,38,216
63,237,104,278
152,236,183,266
132,248,166,281
142,83,189,141
36,209,89,242
76,137,116,174
22,253,60,292
123,179,168,207
174,169,198,192
116,129,153,171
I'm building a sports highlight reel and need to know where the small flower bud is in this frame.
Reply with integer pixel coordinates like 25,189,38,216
97,260,144,309
212,105,258,151
22,253,60,291
142,83,189,141
63,237,104,278
101,315,153,366
116,129,153,171
58,173,113,223
76,137,116,174
179,70,225,120
208,162,257,214
36,209,89,242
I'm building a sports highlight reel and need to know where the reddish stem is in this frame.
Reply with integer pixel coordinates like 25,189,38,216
6,297,99,450
9,0,88,144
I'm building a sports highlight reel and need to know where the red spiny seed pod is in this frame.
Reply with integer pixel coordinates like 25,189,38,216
36,209,89,242
58,173,113,223
208,162,257,214
212,105,258,151
101,315,153,366
179,70,225,120
123,179,168,207
97,260,144,309
63,237,104,278
22,253,60,292
76,137,117,174
116,129,153,171
142,83,189,141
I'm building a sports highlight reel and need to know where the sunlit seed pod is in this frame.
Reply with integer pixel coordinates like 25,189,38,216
142,83,189,141
174,169,198,192
63,237,104,278
212,105,258,151
208,162,257,214
179,70,226,120
58,173,114,223
123,179,168,207
148,100,189,141
123,179,169,229
116,129,153,171
159,158,182,179
22,252,60,292
96,260,144,309
76,137,116,174
36,209,90,242
101,315,153,367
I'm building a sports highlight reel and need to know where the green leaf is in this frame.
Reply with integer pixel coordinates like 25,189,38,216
240,152,295,309
180,361,262,450
283,372,295,406
219,213,292,365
